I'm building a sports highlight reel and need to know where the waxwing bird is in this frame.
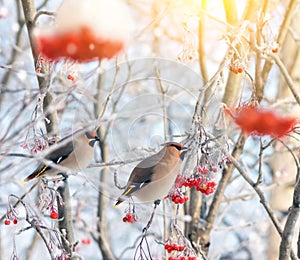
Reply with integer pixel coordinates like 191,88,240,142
24,130,100,182
114,142,187,207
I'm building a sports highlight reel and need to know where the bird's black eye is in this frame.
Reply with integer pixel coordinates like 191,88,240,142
170,144,182,151
85,132,99,141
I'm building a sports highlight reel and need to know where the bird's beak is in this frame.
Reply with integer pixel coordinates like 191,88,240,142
95,136,100,142
181,146,188,151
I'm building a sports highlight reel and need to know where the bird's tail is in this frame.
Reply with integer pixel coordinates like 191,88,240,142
23,165,48,182
114,198,124,208
23,173,36,182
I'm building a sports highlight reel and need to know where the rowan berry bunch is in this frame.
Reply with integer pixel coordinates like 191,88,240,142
170,189,189,204
20,131,57,154
123,212,138,223
177,19,197,63
175,173,217,196
35,55,52,74
229,64,244,74
165,241,185,253
122,203,138,223
165,223,198,260
49,206,59,219
3,208,18,226
227,103,296,138
38,181,62,220
3,195,22,226
30,136,49,154
170,156,220,204
66,73,77,83
176,144,232,198
60,61,80,85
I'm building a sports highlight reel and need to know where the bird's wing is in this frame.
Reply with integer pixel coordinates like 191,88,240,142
114,166,155,207
122,152,165,196
114,152,165,206
24,139,74,181
47,139,74,163
122,166,155,197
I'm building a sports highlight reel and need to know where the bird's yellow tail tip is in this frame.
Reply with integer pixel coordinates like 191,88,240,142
21,180,27,185
114,200,123,208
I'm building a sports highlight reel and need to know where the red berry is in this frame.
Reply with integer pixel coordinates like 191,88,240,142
272,47,279,53
189,178,197,188
225,157,232,165
233,68,239,74
4,219,10,225
126,213,132,222
132,215,138,223
165,241,173,252
50,211,58,219
67,74,74,80
202,168,209,174
13,219,18,225
212,167,218,173
123,213,137,223
178,245,185,251
39,56,45,63
238,67,243,73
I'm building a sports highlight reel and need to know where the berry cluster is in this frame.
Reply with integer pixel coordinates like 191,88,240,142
229,64,244,74
31,137,48,154
165,242,185,253
197,180,217,195
67,73,77,83
4,218,18,225
35,55,51,74
122,212,138,223
232,67,243,74
175,174,217,195
3,205,19,226
81,238,91,245
171,191,189,204
165,223,198,260
50,207,58,219
168,256,197,260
